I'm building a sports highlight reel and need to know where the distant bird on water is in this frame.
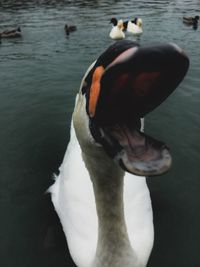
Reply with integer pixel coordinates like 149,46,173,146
65,24,77,35
127,18,143,35
109,19,125,40
183,15,199,29
0,27,22,38
110,17,129,31
110,17,143,35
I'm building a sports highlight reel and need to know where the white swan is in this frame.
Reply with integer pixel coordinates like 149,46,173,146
109,19,125,40
127,18,143,35
50,40,189,267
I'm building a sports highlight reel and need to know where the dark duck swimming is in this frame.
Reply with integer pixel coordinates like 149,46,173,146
64,24,77,35
0,27,22,38
183,15,199,29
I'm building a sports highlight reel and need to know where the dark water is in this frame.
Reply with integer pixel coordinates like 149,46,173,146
0,1,199,266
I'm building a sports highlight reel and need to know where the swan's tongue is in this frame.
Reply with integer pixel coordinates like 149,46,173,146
90,42,189,176
99,124,171,176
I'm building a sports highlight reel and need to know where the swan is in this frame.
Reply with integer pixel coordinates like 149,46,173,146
127,18,143,36
109,19,125,40
49,40,189,267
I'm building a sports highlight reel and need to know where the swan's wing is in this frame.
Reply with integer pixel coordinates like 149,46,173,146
124,173,154,266
50,126,98,267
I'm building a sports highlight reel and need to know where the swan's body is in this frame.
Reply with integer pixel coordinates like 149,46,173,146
109,20,125,40
50,41,189,267
127,18,143,35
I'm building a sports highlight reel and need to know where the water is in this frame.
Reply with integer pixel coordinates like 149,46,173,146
0,1,199,266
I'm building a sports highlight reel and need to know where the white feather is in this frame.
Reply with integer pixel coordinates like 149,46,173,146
127,19,143,35
109,20,125,40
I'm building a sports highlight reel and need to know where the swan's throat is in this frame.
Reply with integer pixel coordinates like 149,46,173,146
83,152,138,267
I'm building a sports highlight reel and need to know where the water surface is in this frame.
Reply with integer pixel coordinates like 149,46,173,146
0,1,200,266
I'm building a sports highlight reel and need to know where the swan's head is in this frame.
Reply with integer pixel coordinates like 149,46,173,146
74,40,189,176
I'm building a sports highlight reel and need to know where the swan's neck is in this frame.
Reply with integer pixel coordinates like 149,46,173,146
82,151,138,267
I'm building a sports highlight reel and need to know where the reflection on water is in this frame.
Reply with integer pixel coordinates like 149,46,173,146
0,0,116,9
0,0,200,266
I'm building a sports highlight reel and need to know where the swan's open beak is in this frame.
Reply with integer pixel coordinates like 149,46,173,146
88,41,189,176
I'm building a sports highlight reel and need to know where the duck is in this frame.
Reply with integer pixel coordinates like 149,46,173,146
0,27,22,38
110,17,129,31
183,15,199,29
110,17,139,32
65,24,77,35
109,19,125,40
127,18,143,35
49,40,189,267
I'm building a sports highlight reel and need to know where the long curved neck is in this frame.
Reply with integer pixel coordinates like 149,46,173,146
73,97,140,266
82,150,138,267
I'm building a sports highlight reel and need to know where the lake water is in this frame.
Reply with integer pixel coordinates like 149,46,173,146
0,1,200,266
